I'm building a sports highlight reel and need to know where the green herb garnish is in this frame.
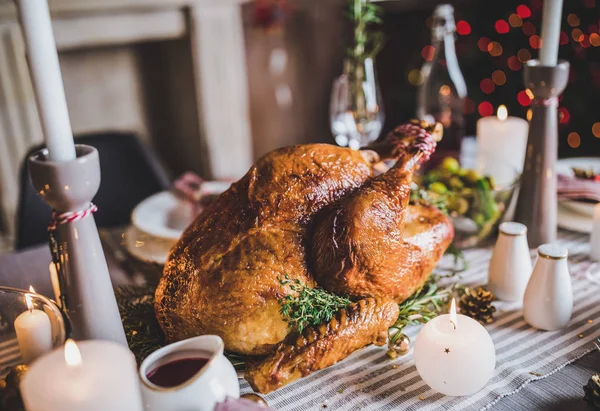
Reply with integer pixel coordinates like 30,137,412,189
278,275,351,333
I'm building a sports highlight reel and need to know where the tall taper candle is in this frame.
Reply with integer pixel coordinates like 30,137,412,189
15,0,76,162
539,0,564,66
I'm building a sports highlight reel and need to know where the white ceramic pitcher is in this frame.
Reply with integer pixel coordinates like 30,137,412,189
139,335,239,410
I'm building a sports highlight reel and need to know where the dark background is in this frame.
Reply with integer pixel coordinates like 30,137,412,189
376,0,600,158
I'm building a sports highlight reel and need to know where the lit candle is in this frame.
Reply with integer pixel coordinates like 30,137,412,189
591,203,600,261
539,0,564,66
476,105,529,185
414,298,496,396
21,339,143,411
15,0,76,162
14,286,53,364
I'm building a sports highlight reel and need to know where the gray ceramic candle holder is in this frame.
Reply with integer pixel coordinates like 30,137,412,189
28,145,127,345
515,59,569,248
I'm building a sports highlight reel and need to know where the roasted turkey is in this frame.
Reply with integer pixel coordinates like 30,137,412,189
155,121,454,392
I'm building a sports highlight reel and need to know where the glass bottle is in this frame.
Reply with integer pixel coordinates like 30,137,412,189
330,57,384,150
417,4,467,161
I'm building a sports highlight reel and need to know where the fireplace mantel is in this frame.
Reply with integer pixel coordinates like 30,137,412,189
0,0,254,237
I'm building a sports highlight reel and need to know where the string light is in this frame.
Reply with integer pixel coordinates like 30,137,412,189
456,20,471,35
509,14,523,28
591,33,600,47
421,45,435,61
580,35,591,48
525,89,534,99
517,90,532,106
478,37,491,52
408,69,424,86
567,132,581,148
517,48,531,62
522,21,536,36
508,56,522,71
572,28,584,42
526,109,533,121
478,101,494,117
529,35,542,49
492,70,507,86
567,14,581,27
559,107,570,125
593,123,600,138
495,20,510,34
516,5,531,19
480,78,495,94
487,41,503,56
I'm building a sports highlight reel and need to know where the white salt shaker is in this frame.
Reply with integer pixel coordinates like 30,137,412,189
590,203,600,261
487,222,532,301
523,244,573,331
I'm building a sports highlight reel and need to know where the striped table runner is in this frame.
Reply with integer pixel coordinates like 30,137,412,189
240,230,600,410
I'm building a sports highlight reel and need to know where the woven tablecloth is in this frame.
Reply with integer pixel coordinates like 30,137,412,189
240,230,600,410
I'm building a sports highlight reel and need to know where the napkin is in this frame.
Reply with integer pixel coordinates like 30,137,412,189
557,173,600,202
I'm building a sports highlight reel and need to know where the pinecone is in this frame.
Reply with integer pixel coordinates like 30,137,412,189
584,374,600,409
459,286,496,324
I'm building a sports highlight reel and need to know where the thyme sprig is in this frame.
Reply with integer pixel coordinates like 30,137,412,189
388,277,455,345
278,276,351,333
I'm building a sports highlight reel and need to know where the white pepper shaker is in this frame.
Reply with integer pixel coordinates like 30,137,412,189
487,222,532,301
523,244,573,331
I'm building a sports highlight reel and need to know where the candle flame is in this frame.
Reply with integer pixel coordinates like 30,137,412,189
64,339,82,367
26,286,35,312
449,298,457,330
497,105,508,121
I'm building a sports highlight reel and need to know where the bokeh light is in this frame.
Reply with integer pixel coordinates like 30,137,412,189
517,90,532,106
408,69,424,86
584,0,596,8
508,56,522,71
580,35,591,48
518,48,532,62
492,70,507,85
456,20,471,35
478,101,494,117
526,109,533,121
522,21,536,36
567,14,581,27
421,45,435,61
487,41,503,56
591,33,600,47
509,14,523,28
495,20,510,34
525,89,534,99
572,28,583,42
560,32,569,45
567,132,581,148
559,107,570,125
464,98,476,115
478,37,491,52
516,5,531,19
529,35,542,49
480,78,495,94
440,85,451,96
593,122,600,138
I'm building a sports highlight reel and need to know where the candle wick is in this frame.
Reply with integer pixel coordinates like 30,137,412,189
449,320,456,330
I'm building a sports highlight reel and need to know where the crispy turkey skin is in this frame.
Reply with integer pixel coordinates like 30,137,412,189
155,123,454,367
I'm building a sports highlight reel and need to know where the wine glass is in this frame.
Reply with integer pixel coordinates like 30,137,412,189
330,57,384,150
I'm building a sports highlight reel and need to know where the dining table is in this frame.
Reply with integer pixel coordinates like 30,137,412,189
0,225,598,411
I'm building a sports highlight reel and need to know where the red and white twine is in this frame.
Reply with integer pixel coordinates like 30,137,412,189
48,203,98,231
387,123,437,162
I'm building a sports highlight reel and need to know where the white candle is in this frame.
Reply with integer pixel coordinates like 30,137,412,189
477,105,529,186
414,299,496,396
14,287,53,364
15,0,76,162
539,0,564,66
590,204,600,261
21,339,143,411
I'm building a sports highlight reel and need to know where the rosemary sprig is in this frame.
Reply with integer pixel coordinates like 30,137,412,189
347,0,384,61
278,276,351,333
388,278,454,344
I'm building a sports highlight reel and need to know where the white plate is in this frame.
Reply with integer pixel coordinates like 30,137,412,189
127,182,231,263
557,203,592,234
557,157,600,217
